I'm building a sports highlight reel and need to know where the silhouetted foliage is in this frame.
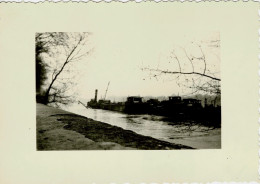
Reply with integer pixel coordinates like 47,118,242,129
142,38,221,96
35,32,92,106
36,44,47,94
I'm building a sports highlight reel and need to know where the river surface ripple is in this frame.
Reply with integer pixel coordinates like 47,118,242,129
64,103,221,149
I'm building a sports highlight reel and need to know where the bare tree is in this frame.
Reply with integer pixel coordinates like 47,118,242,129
35,32,92,106
142,38,221,96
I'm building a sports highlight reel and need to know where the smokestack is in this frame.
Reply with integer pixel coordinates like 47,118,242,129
94,89,98,102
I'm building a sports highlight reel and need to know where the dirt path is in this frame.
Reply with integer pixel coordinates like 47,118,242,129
37,103,192,150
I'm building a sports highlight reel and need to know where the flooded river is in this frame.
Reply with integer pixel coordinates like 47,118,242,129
64,103,221,149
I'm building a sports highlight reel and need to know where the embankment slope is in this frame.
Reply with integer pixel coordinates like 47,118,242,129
36,103,192,150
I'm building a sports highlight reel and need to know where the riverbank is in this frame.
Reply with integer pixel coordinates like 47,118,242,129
37,103,192,150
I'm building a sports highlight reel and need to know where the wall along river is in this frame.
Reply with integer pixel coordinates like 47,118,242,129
65,103,221,149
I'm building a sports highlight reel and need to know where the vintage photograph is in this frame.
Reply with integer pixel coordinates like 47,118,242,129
36,31,221,150
1,2,258,183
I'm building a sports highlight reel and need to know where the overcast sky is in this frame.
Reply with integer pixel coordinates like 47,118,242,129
50,6,220,102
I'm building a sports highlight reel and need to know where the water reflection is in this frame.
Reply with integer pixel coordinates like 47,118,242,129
64,103,220,149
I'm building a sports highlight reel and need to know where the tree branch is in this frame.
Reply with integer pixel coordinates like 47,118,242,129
143,67,221,81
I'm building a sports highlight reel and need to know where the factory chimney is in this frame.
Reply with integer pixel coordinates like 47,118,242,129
94,89,98,102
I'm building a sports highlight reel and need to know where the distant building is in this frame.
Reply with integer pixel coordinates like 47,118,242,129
126,96,142,103
147,99,159,105
169,96,182,103
183,98,201,107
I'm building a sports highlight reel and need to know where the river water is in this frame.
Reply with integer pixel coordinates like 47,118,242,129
64,103,221,149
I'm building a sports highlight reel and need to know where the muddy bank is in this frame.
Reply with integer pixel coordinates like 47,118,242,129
37,103,193,150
